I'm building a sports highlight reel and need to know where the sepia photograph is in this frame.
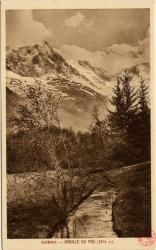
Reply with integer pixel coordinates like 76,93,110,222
5,8,151,240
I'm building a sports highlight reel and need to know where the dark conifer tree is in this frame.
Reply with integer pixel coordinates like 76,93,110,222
137,78,150,160
108,70,139,164
108,70,138,138
120,71,138,143
108,77,125,135
138,78,150,115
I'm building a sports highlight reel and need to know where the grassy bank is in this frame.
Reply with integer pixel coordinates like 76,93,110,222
7,171,64,238
7,200,64,238
110,162,151,237
7,170,112,238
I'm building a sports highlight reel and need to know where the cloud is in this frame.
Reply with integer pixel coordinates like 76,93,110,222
137,27,150,60
64,12,85,28
103,27,150,70
64,12,94,29
84,20,94,28
105,28,149,61
105,43,138,56
58,27,150,74
6,10,52,48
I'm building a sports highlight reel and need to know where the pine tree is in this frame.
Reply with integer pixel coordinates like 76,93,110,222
108,77,125,135
138,77,150,116
137,78,150,160
108,70,137,138
120,70,138,140
108,70,140,164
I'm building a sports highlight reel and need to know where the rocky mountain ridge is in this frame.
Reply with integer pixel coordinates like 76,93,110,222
6,41,150,132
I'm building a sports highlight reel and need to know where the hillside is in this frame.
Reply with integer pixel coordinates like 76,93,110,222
106,162,151,237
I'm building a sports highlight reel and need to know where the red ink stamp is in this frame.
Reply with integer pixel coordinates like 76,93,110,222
138,231,156,246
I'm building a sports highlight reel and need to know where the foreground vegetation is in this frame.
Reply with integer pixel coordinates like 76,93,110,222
7,169,114,238
7,71,151,238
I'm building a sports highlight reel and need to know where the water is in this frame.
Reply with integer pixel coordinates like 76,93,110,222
53,189,118,238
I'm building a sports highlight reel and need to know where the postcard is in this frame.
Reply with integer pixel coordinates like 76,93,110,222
1,0,156,249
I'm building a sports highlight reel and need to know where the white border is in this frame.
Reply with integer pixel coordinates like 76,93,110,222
1,1,156,250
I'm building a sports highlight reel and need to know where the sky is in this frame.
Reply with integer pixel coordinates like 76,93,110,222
6,9,150,73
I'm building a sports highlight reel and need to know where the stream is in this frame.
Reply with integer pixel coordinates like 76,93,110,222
52,189,118,238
